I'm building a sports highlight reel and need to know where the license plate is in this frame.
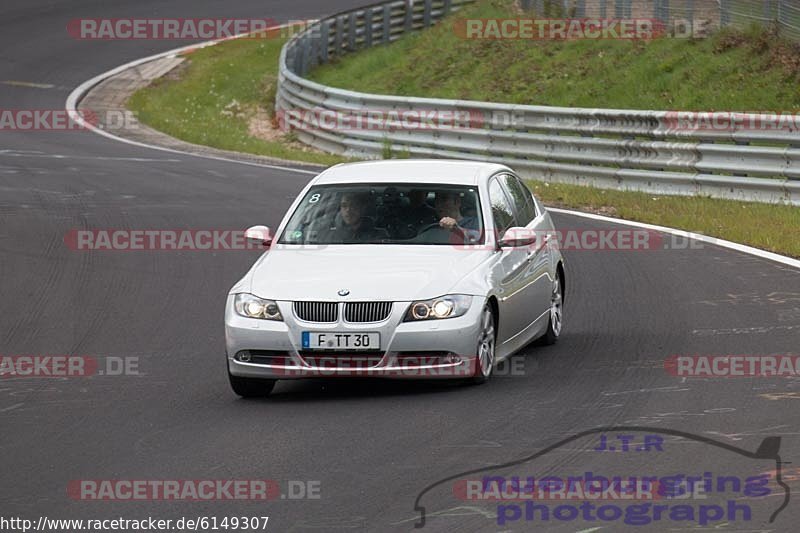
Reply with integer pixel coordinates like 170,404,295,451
302,332,380,350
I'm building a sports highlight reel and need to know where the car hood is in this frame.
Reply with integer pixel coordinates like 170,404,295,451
245,245,492,301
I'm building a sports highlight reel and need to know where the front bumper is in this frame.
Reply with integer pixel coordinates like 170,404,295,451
225,295,485,380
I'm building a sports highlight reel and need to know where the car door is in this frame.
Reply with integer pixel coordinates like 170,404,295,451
493,174,553,350
487,176,528,346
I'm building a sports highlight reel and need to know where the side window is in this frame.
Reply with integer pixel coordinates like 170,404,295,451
500,174,539,225
516,176,541,220
488,178,517,235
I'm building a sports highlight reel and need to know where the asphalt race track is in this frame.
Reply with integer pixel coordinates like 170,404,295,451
1,0,799,531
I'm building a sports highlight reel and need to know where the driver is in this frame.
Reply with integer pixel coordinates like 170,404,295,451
434,191,480,242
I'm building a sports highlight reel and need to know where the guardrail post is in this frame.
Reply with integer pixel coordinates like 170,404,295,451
577,0,585,18
404,0,415,33
289,47,298,75
309,26,319,69
334,15,344,56
348,12,357,51
423,0,432,27
300,36,310,76
294,37,302,75
382,4,392,44
364,8,373,49
615,0,623,19
443,0,452,15
599,0,606,19
319,21,329,63
720,0,730,27
662,0,670,23
306,35,314,75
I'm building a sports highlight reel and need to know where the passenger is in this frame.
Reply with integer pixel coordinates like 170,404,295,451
391,189,437,238
327,192,388,243
405,189,438,227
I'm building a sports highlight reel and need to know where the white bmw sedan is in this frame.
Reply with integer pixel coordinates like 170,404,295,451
225,160,564,397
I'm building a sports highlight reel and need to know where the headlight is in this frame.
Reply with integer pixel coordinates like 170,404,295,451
234,294,283,321
404,295,472,321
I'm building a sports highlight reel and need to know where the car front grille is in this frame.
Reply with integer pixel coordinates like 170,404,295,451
344,302,393,323
293,301,338,323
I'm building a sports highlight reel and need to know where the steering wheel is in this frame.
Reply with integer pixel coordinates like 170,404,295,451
416,222,470,246
416,222,446,235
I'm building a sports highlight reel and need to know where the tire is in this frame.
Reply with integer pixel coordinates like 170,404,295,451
541,270,563,346
228,368,276,398
471,305,496,384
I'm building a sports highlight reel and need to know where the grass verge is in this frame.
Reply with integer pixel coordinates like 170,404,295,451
310,0,800,109
529,181,800,257
128,34,348,166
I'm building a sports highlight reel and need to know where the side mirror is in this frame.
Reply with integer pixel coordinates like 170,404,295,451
245,225,272,247
498,227,537,248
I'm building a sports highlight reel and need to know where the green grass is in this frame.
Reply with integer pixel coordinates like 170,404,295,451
310,0,800,110
528,181,800,257
128,35,348,166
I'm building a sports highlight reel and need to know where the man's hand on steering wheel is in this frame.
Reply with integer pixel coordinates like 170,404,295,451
439,217,460,232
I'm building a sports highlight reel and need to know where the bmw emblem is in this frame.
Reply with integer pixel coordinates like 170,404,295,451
338,289,350,297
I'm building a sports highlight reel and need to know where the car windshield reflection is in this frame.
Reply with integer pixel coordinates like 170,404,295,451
278,183,485,245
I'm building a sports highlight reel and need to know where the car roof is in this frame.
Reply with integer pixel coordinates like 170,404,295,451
312,160,512,186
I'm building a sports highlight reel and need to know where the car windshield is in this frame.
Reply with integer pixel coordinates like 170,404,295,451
278,183,484,245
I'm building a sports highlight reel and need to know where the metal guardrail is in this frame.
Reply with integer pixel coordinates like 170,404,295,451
722,0,800,41
524,0,800,41
276,0,800,205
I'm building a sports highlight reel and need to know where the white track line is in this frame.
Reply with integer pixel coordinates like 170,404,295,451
66,26,800,269
65,23,319,176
